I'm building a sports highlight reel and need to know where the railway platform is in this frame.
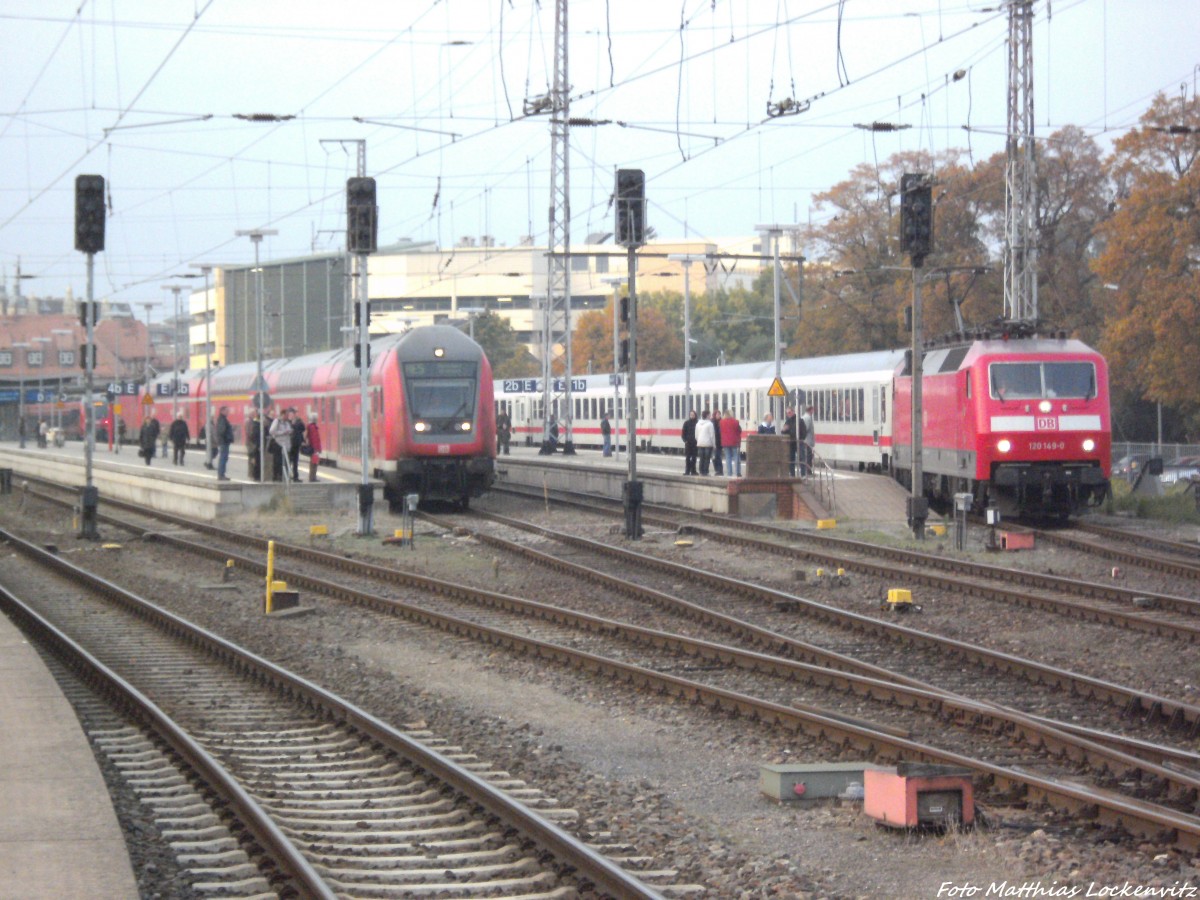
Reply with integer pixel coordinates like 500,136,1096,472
496,443,911,525
0,437,375,521
0,609,139,899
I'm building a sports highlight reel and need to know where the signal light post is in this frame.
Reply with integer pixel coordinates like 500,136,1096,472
74,174,105,540
347,176,378,536
615,169,646,539
900,173,933,540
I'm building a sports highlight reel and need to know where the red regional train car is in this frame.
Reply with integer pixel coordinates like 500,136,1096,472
892,333,1110,519
145,325,496,508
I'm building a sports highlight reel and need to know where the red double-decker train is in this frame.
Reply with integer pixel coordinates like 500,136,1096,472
139,325,496,508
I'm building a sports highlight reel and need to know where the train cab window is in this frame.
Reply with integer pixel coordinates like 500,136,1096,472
402,361,477,433
991,363,1041,400
1045,362,1096,399
991,361,1095,400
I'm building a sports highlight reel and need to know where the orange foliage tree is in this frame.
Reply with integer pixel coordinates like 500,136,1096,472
1093,93,1200,438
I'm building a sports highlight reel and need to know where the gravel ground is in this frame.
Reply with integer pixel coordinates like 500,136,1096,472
4,493,1200,899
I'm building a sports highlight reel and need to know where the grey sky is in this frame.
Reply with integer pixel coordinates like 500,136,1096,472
1,0,1195,313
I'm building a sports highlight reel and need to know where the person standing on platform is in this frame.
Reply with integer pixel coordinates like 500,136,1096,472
304,412,322,482
37,420,48,448
215,406,234,481
710,410,724,475
169,411,190,465
247,410,263,481
496,406,512,455
783,405,799,476
681,409,698,475
288,408,305,481
268,407,290,482
758,413,776,434
116,417,126,454
600,411,612,457
800,405,815,477
695,409,715,475
719,409,742,477
139,416,160,466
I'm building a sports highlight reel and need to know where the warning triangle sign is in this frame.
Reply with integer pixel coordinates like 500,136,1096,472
767,376,788,398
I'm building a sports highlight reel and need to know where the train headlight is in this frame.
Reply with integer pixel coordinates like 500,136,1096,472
997,439,1012,453
1082,438,1095,452
1038,400,1052,413
414,421,428,432
460,421,472,432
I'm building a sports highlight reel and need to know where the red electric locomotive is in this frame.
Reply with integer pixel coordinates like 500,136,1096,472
892,332,1111,519
145,325,496,508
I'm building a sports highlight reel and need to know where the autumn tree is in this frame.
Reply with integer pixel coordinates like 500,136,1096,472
968,125,1111,342
1093,92,1200,440
570,292,685,373
797,150,992,357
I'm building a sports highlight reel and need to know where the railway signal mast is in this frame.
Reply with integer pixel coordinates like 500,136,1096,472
74,174,104,540
1004,0,1038,325
900,172,933,540
347,175,378,536
615,168,646,539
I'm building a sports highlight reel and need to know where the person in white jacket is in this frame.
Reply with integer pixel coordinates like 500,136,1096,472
695,410,716,475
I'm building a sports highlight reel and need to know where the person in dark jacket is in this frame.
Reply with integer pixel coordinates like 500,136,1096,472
215,407,235,481
681,410,698,475
168,412,190,465
139,416,161,466
288,409,305,481
783,405,799,476
246,410,263,481
496,408,512,455
600,411,613,457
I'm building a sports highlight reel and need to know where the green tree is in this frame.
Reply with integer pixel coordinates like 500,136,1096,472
471,311,538,380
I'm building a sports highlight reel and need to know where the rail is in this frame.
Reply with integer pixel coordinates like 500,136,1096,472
807,448,837,515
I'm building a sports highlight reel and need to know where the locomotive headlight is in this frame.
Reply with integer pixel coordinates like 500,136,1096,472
414,421,428,432
1038,400,1052,413
997,438,1012,453
460,421,472,432
1082,438,1095,452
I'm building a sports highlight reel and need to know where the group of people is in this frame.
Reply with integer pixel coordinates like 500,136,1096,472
681,408,744,477
130,405,322,484
245,406,322,483
679,403,815,478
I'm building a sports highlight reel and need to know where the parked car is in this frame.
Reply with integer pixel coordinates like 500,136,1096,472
1161,455,1200,485
1114,453,1152,482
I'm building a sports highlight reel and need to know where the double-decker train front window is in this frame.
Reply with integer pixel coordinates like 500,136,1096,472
403,361,477,434
990,361,1095,400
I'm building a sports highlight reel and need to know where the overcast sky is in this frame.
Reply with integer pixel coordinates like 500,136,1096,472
1,0,1195,315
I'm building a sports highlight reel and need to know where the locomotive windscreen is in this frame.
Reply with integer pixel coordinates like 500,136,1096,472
990,361,1096,400
403,361,478,426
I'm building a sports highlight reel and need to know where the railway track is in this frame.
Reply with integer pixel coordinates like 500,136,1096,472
8,479,1200,854
0,528,666,899
494,484,1200,640
1033,522,1200,582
